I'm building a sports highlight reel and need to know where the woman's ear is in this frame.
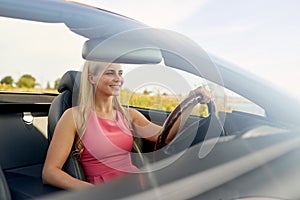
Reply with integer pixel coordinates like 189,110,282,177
88,73,96,85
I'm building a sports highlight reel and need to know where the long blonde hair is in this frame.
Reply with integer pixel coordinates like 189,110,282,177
74,61,133,154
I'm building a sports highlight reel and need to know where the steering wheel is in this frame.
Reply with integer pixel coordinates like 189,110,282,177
155,90,222,151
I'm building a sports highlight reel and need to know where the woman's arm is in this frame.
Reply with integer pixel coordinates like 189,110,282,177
165,86,211,143
42,108,93,190
128,108,162,142
129,86,211,144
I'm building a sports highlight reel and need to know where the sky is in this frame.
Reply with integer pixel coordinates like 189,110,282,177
78,0,300,100
1,0,300,100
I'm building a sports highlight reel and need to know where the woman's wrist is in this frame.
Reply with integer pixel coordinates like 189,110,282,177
188,87,211,104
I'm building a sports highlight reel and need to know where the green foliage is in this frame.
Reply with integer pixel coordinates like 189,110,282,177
0,84,13,90
15,74,37,88
0,73,209,117
54,78,61,90
46,81,51,89
1,76,14,86
142,89,152,95
120,90,208,117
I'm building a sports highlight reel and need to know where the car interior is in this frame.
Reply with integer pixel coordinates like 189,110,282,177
0,2,294,199
0,96,59,199
0,65,289,200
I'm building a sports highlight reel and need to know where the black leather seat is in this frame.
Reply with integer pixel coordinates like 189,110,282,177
47,70,86,181
0,110,61,199
0,166,11,200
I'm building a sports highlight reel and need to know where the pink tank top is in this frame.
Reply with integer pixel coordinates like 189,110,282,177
80,110,138,184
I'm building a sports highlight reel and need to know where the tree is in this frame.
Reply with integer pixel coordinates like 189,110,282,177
1,76,14,86
46,81,51,89
143,89,152,95
54,78,61,90
15,74,37,88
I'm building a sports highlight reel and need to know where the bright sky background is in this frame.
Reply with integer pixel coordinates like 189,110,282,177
1,0,299,100
79,0,300,100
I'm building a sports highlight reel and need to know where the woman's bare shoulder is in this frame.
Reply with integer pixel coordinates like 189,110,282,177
53,107,78,138
63,106,79,116
58,107,80,125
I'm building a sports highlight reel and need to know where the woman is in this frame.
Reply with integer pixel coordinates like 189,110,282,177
42,61,211,190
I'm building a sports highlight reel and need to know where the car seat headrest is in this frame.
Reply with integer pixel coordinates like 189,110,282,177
58,70,81,93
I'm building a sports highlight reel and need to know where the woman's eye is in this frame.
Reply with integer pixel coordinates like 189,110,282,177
105,71,114,75
104,70,123,76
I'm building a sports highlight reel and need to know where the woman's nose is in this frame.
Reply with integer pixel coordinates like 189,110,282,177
113,74,122,82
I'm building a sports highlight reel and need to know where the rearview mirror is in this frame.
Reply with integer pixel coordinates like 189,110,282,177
82,30,163,64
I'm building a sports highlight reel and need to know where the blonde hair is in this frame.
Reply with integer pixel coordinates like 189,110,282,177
74,61,133,154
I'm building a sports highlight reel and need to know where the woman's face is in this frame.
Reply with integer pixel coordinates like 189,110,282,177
93,63,124,97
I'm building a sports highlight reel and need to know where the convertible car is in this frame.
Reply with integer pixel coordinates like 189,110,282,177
1,0,300,199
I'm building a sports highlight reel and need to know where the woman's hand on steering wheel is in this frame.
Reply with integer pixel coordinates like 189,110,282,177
188,86,212,105
155,86,213,150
